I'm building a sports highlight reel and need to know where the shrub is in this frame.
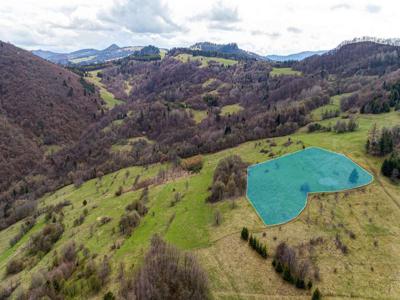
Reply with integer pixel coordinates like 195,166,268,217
28,222,64,255
115,186,123,196
241,227,249,241
6,258,24,275
181,155,204,173
73,214,85,227
119,211,141,235
125,200,148,216
104,291,115,300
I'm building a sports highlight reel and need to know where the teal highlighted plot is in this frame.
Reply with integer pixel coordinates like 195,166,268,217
246,147,373,226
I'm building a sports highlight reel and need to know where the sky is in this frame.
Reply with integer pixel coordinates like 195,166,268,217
0,0,398,55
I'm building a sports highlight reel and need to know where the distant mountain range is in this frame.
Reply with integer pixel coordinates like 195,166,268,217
33,44,146,65
265,50,327,62
32,37,400,66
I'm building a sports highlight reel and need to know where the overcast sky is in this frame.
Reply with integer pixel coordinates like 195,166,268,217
0,0,397,55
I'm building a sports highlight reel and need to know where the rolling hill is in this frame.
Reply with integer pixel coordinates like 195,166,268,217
33,44,148,65
0,41,101,202
1,38,400,299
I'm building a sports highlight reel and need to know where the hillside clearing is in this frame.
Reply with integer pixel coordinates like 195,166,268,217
270,67,302,77
221,104,244,116
175,53,238,67
87,70,124,108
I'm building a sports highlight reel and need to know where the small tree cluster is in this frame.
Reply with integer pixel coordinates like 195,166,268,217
366,124,400,156
272,242,313,290
18,242,111,299
9,216,36,246
248,235,268,259
119,235,210,299
333,117,358,133
125,199,148,216
208,155,247,202
27,222,64,256
381,152,400,182
321,109,339,120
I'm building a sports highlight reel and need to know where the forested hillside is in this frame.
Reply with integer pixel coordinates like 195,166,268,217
1,38,400,299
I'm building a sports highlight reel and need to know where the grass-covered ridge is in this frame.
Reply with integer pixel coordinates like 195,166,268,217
1,110,400,298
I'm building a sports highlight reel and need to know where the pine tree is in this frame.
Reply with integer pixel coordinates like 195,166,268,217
283,267,293,283
295,278,305,289
312,288,321,300
276,261,283,273
241,227,249,241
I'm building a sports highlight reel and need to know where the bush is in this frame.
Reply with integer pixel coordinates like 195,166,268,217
28,222,64,255
241,227,249,241
181,155,204,173
104,291,115,300
119,211,141,235
6,258,24,275
115,186,123,196
125,200,148,216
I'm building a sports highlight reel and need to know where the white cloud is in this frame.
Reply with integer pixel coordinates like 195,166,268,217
0,0,398,55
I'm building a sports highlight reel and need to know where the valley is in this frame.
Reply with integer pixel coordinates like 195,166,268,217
1,105,399,298
1,34,400,299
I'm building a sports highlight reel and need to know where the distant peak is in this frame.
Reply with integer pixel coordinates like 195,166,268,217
104,44,120,51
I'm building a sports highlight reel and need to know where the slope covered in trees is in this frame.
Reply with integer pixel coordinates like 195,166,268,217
0,41,101,220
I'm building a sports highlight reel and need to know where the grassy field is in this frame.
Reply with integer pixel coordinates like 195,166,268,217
1,109,400,299
189,109,209,124
111,136,154,153
270,67,302,77
220,104,244,116
311,93,352,121
176,54,238,67
87,71,124,108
